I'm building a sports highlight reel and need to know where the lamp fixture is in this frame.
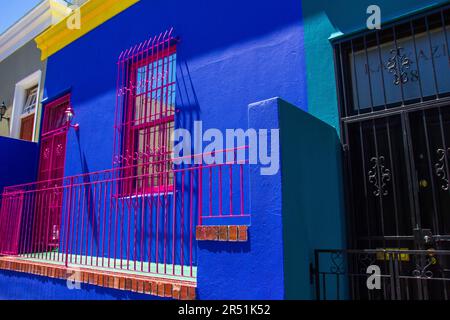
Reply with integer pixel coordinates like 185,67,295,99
65,105,79,130
0,102,10,122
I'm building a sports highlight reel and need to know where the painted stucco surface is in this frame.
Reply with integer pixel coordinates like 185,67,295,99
0,40,46,137
43,0,307,176
197,98,285,299
38,0,309,300
0,136,38,193
278,99,345,299
301,0,449,132
0,269,164,300
197,97,346,300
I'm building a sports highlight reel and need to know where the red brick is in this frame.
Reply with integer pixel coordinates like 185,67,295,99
103,276,108,288
98,274,104,287
164,283,173,297
218,226,228,241
125,278,132,290
119,277,126,290
137,280,144,293
205,226,219,241
89,273,95,284
151,281,158,296
172,285,181,300
113,276,119,289
238,226,248,242
228,226,238,241
131,279,138,292
180,286,188,300
157,282,165,297
187,286,196,300
196,226,204,240
143,281,151,294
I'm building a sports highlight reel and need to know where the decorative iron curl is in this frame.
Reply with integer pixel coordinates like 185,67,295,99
368,156,391,197
330,252,345,274
435,148,450,191
412,255,435,279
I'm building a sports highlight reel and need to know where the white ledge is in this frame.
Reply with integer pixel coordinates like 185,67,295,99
0,0,71,63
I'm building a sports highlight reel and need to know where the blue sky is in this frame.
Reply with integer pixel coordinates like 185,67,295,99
0,0,44,35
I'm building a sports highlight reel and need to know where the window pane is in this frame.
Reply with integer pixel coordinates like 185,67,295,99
23,85,38,114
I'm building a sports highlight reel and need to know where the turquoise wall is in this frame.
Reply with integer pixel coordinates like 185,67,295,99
301,0,449,132
278,99,346,299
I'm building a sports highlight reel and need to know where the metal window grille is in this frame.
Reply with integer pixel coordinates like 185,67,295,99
114,29,178,195
334,5,450,122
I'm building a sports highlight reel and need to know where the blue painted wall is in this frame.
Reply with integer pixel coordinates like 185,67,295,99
0,269,165,300
44,0,307,177
41,0,308,298
197,97,346,300
198,98,285,300
0,136,38,193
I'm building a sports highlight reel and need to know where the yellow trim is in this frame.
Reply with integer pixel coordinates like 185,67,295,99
36,0,140,60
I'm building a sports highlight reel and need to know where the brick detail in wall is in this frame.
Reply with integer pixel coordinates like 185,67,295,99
196,225,248,242
0,257,195,300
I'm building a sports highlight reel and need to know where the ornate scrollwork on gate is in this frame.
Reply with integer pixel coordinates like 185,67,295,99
386,47,411,86
368,156,391,197
435,148,450,191
330,252,345,274
412,255,436,279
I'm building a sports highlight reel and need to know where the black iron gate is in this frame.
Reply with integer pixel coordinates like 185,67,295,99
313,249,450,300
325,4,450,300
345,108,450,251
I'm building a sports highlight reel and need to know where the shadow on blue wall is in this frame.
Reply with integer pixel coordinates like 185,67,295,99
45,0,307,177
0,136,38,193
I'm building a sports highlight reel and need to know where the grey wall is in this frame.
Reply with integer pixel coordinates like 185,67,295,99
0,40,46,137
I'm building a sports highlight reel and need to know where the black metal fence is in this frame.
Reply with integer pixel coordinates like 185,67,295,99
312,249,450,300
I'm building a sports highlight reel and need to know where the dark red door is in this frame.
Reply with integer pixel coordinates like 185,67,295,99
34,94,69,252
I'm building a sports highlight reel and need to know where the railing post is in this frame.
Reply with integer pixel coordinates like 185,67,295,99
198,165,203,226
64,177,74,268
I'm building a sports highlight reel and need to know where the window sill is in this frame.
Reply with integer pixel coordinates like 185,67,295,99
114,185,175,200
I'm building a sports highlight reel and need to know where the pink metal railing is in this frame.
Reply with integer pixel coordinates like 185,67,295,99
0,149,249,280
